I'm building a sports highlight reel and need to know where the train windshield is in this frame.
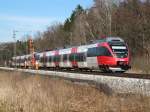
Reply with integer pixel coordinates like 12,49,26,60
111,45,128,58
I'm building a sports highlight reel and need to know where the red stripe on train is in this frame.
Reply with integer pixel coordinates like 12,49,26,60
71,47,78,67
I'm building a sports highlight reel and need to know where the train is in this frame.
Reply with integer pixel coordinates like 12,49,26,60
11,37,131,73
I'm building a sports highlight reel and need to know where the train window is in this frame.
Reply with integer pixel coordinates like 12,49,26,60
16,59,18,63
17,59,20,63
40,57,44,62
35,55,40,60
51,56,54,62
53,56,56,62
21,59,24,63
69,54,75,61
53,55,61,62
48,56,52,62
69,54,71,61
74,54,78,61
58,55,61,62
63,54,68,61
20,59,22,63
39,56,47,63
87,47,112,57
74,54,79,61
76,53,86,62
87,47,97,57
45,56,48,62
102,47,112,56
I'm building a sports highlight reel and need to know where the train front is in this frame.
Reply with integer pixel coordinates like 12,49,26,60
97,37,131,72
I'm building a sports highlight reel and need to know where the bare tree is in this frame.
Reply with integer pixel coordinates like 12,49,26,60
93,0,120,36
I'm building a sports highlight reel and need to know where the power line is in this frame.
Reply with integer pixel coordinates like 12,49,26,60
13,30,18,58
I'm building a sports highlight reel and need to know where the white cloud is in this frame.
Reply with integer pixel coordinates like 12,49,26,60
0,14,65,42
0,14,58,24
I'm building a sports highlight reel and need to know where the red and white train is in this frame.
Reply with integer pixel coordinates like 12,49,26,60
11,37,131,72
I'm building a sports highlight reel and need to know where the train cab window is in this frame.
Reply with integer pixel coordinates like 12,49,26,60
111,47,128,58
87,47,112,57
109,42,128,58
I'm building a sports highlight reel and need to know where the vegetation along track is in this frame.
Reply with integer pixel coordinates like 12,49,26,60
1,67,150,96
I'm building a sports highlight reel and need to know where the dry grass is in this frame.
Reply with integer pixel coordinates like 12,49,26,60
0,70,149,112
131,56,150,74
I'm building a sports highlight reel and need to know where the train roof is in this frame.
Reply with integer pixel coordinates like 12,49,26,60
77,43,97,53
93,37,124,43
45,51,56,56
20,55,25,59
59,48,71,55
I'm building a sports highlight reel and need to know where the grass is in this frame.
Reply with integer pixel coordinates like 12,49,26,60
131,56,150,74
0,70,149,112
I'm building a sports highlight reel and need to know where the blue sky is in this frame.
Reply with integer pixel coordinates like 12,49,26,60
0,0,93,42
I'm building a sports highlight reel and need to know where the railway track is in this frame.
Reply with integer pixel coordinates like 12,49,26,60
39,68,150,80
0,67,150,96
1,66,150,80
0,66,150,80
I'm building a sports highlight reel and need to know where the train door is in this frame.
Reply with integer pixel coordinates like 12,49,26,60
45,53,51,68
77,46,88,68
70,47,78,68
77,52,87,68
87,47,99,69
